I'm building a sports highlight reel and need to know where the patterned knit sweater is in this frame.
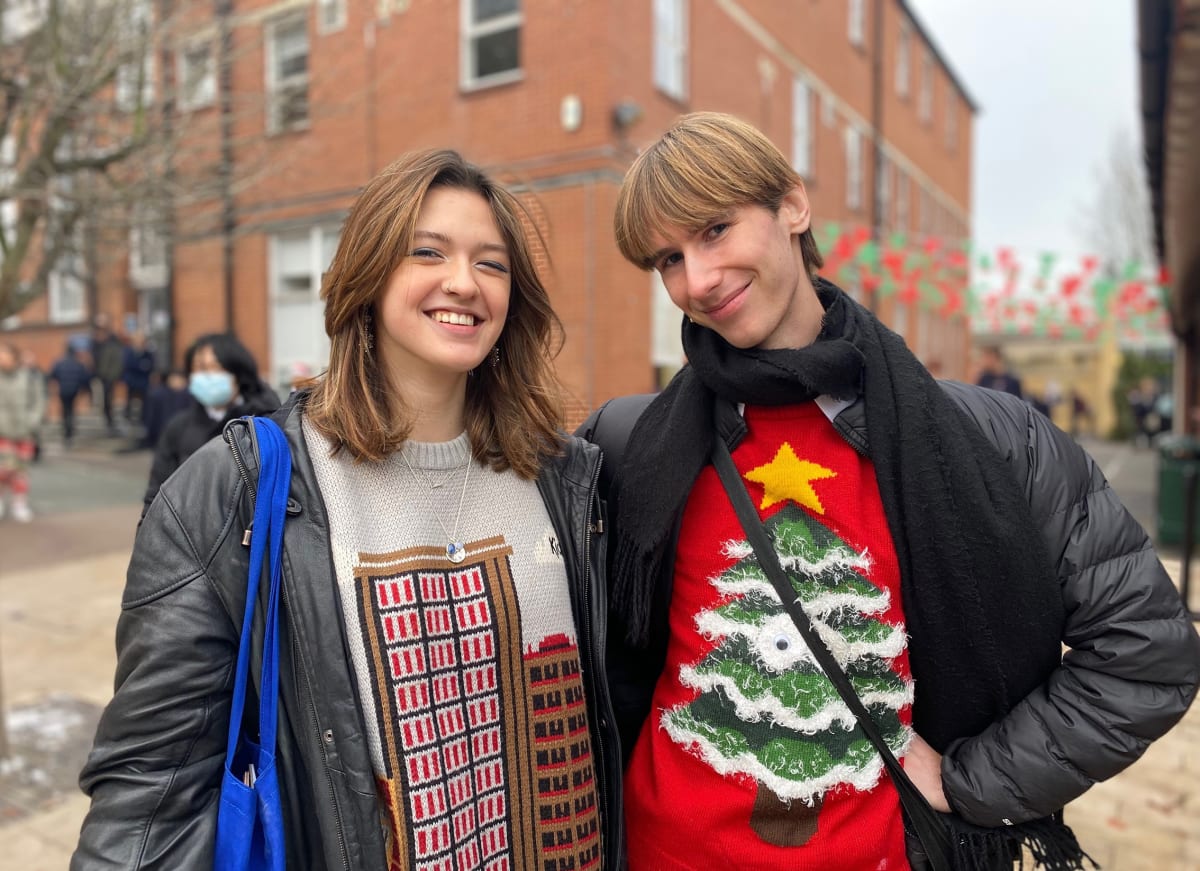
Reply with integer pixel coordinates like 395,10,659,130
304,422,602,871
624,402,914,871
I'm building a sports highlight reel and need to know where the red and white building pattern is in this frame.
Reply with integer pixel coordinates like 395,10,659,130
357,543,601,871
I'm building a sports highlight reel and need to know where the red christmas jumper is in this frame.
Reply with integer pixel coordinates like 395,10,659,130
624,402,915,871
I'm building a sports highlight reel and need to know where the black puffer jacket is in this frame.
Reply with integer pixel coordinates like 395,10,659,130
74,399,623,870
586,381,1200,830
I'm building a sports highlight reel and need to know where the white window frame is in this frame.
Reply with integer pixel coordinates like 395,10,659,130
129,209,168,290
792,77,812,179
47,226,87,325
919,49,933,123
269,224,340,392
821,89,835,128
653,0,688,101
650,270,684,369
0,134,15,267
265,13,310,134
460,0,522,90
848,0,865,48
115,0,154,112
896,20,910,98
316,0,347,35
2,0,47,43
845,125,863,211
178,40,216,111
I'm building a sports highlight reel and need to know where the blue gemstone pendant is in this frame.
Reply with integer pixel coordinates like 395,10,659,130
447,541,466,563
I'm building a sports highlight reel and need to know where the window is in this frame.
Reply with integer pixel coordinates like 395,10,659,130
821,90,835,128
0,135,15,266
317,0,347,35
462,0,521,88
270,225,340,391
792,77,812,178
2,0,46,43
653,0,687,100
848,0,864,48
651,270,684,372
115,0,154,112
919,49,933,123
266,15,309,133
47,226,87,325
845,126,863,211
129,209,168,290
178,42,216,110
896,20,910,98
945,89,957,151
895,169,909,235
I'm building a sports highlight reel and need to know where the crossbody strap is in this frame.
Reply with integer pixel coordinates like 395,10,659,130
711,436,955,871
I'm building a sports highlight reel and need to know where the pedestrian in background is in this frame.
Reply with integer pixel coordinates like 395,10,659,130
974,344,1023,397
47,343,90,447
75,149,619,871
89,315,127,436
142,332,280,512
18,348,46,462
140,369,191,450
584,112,1200,870
120,330,155,425
0,342,46,522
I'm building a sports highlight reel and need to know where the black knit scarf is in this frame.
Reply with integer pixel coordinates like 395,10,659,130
612,279,1092,870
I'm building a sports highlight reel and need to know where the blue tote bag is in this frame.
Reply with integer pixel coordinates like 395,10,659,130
214,418,291,871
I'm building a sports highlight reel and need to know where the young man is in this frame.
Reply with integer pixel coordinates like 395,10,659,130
583,113,1200,870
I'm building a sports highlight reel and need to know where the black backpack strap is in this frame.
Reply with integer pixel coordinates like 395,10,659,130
575,393,656,509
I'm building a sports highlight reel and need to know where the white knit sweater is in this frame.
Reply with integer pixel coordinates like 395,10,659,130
304,421,603,871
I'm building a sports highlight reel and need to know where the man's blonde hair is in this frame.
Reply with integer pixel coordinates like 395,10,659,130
614,112,823,273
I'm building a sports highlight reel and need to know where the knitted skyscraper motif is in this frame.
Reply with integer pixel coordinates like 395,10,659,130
305,423,600,871
624,403,913,871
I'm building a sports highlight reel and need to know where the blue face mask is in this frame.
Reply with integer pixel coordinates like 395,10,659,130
189,371,236,409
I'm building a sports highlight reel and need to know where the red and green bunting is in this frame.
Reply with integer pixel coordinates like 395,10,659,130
814,224,1172,344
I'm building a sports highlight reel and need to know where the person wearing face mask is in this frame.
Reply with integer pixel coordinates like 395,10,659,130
142,332,280,516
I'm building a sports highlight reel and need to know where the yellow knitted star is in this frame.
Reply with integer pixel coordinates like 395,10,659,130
744,443,837,514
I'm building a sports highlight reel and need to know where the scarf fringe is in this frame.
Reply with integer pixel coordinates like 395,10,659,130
945,814,1097,871
611,538,657,646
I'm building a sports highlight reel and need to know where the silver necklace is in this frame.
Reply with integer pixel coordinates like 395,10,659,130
401,449,472,563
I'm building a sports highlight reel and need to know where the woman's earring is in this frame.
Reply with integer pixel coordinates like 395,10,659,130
490,346,501,369
362,309,374,353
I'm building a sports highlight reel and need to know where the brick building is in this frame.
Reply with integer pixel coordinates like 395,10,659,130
2,0,975,420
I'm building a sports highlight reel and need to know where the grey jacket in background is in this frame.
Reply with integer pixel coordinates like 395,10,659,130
0,367,45,440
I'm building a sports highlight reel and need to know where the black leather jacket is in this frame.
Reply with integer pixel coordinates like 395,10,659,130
584,382,1200,832
73,399,623,870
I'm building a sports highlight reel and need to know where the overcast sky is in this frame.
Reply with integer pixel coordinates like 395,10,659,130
905,1,1142,259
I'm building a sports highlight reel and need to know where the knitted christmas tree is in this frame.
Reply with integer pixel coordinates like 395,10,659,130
662,500,913,846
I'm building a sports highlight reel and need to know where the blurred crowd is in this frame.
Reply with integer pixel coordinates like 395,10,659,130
0,316,280,523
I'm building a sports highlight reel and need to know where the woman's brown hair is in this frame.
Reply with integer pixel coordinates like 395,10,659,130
304,149,564,478
614,111,823,274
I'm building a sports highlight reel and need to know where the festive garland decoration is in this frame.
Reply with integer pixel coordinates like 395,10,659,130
814,223,1172,344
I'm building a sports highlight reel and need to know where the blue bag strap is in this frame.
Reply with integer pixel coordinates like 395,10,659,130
224,417,292,768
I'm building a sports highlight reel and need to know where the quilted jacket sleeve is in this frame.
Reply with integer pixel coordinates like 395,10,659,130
939,385,1200,826
72,443,245,870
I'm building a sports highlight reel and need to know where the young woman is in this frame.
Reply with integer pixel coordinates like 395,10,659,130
74,150,621,871
142,332,280,514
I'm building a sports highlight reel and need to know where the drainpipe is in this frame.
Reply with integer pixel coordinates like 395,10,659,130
216,0,234,331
